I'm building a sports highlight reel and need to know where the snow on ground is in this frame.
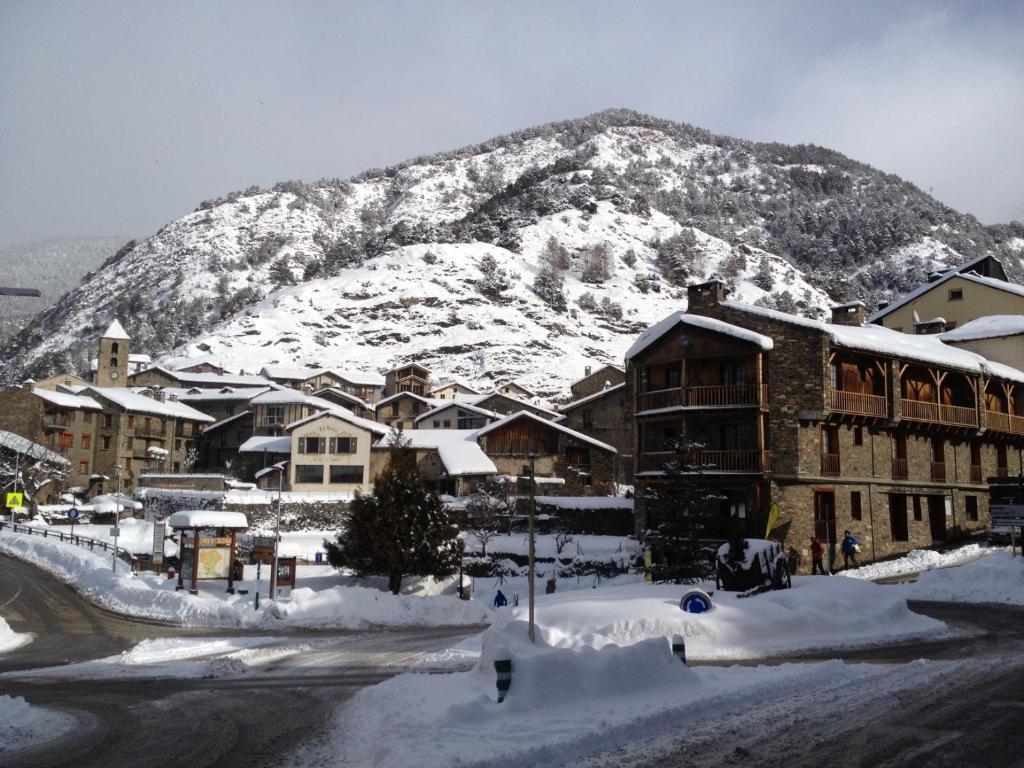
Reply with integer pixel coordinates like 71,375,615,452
0,531,489,629
290,576,949,766
841,542,1002,581
25,518,179,558
0,615,30,654
0,695,77,756
461,532,636,559
902,550,1024,605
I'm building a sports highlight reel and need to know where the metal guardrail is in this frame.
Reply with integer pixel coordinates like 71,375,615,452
0,520,137,566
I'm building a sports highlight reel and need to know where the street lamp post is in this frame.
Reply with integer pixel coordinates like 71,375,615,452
527,453,537,643
269,463,284,600
113,464,122,573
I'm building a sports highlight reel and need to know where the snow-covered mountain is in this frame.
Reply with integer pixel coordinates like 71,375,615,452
6,109,1023,394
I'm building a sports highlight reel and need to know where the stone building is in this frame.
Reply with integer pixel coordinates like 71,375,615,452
628,280,1024,570
558,382,631,482
568,364,625,400
94,319,131,387
383,363,430,397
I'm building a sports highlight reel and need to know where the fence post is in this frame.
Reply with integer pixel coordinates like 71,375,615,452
494,647,512,703
671,634,686,665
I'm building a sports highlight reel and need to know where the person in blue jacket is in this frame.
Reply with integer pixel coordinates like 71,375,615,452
493,589,508,608
841,530,859,569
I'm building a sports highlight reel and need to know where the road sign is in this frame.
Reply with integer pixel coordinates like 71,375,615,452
679,589,713,614
991,505,1024,527
5,492,23,508
67,507,80,520
109,527,120,537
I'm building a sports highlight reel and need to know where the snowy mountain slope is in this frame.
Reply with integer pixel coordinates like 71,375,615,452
5,109,1023,388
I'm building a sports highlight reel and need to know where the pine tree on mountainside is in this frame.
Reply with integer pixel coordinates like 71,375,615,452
324,446,461,595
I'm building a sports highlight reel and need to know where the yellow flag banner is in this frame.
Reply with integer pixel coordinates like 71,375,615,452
765,502,780,538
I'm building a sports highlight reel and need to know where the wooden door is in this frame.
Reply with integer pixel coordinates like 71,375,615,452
927,496,947,541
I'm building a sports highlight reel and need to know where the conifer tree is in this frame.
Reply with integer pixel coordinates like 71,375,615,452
324,446,461,594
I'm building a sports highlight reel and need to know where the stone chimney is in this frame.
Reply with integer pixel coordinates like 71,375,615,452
686,280,728,312
584,365,592,377
830,301,867,326
914,317,947,335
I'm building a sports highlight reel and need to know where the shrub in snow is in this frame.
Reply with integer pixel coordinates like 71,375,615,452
633,272,660,294
532,267,567,312
477,252,516,297
580,243,612,283
621,247,638,267
576,291,598,312
541,236,571,272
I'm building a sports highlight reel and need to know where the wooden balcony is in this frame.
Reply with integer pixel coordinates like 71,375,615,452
829,390,887,418
986,410,1024,436
637,384,767,413
970,464,983,483
820,453,841,476
892,458,908,480
636,449,771,474
931,461,946,481
901,399,979,429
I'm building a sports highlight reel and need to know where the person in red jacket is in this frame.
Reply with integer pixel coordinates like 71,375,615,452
811,536,827,575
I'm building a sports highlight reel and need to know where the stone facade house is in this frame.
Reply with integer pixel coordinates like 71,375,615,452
568,364,625,400
383,363,431,397
558,382,631,482
628,280,1024,571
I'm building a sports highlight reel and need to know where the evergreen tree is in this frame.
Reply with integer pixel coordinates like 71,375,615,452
324,447,461,594
532,266,567,311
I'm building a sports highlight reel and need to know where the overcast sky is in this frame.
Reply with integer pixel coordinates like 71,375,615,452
1,1,1022,248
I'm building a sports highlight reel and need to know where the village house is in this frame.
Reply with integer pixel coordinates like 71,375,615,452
414,402,499,430
568,364,626,400
493,380,536,401
476,411,618,495
249,390,336,436
429,378,481,400
383,363,431,397
286,410,390,494
869,254,1024,333
259,366,385,402
312,387,376,420
557,382,631,482
375,391,434,430
627,280,1024,571
471,391,559,420
940,315,1024,372
129,365,274,390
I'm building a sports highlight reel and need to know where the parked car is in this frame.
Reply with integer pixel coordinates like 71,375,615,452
716,538,792,593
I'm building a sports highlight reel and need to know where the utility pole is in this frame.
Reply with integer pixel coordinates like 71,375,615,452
113,463,122,573
527,452,537,643
269,463,284,600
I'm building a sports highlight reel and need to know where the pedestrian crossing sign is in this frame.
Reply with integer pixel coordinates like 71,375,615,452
5,492,23,508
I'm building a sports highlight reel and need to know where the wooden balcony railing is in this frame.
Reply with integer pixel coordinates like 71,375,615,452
892,458,908,480
636,450,771,474
902,398,978,428
931,461,946,481
986,410,1024,436
830,390,888,418
820,453,841,476
970,464,983,483
637,384,766,412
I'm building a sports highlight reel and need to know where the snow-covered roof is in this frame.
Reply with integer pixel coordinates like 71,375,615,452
414,401,501,424
238,435,292,453
376,391,437,408
103,319,130,340
285,408,390,436
250,390,339,411
254,463,288,480
314,387,373,411
85,387,215,422
722,300,1024,384
0,429,71,466
167,510,249,530
429,378,480,395
136,366,274,388
626,311,774,360
474,392,560,418
477,411,617,454
559,382,627,412
940,315,1024,342
204,411,252,432
32,387,102,411
568,365,624,388
867,256,1022,322
324,369,385,387
374,429,497,476
493,380,537,397
177,387,271,402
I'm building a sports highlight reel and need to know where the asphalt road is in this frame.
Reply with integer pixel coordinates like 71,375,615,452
0,554,480,768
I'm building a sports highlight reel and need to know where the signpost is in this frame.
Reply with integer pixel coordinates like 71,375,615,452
152,521,166,571
67,506,80,537
991,505,1024,556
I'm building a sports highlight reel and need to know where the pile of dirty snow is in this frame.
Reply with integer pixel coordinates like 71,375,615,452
0,694,76,754
842,543,999,581
0,615,30,654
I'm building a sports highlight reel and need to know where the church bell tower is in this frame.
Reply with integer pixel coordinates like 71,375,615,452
96,319,130,387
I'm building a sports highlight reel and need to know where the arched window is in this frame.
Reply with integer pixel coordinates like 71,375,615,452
110,357,118,368
111,342,119,354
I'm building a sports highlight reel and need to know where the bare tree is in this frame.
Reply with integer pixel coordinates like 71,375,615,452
554,528,575,556
464,479,513,557
0,432,71,516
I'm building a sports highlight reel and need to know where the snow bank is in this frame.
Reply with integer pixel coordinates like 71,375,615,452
516,578,946,660
0,531,491,630
904,551,1024,605
841,543,999,581
0,695,76,755
0,615,30,654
